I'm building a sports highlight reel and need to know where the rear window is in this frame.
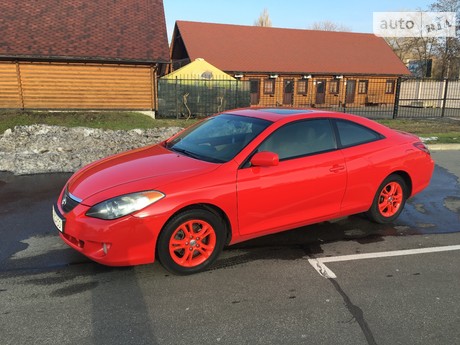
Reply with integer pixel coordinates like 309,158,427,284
335,120,383,148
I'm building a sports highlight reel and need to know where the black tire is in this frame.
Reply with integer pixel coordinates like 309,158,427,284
366,174,408,224
157,209,225,275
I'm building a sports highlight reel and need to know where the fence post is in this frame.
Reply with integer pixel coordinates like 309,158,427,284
175,77,178,119
235,79,239,109
441,79,449,118
392,77,402,119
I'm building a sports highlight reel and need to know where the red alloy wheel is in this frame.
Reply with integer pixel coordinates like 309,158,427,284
377,181,403,217
168,219,217,268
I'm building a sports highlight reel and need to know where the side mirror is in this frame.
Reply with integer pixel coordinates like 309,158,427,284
250,151,279,167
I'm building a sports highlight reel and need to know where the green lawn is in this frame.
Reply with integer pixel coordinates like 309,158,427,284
377,118,460,144
0,110,197,133
1,110,459,144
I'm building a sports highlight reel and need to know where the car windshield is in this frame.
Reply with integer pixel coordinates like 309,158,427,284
166,114,271,163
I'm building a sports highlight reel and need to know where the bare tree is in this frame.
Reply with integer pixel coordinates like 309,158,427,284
383,4,458,78
254,8,272,27
308,20,351,32
429,0,460,78
385,35,436,77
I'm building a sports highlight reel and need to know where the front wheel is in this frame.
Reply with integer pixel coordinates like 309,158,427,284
366,174,408,224
157,209,225,275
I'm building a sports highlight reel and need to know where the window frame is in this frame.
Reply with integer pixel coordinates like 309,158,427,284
385,80,396,94
264,78,276,95
297,79,308,95
358,80,369,94
329,80,340,94
252,118,338,162
333,119,385,149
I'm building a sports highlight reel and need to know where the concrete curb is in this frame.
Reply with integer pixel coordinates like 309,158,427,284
428,144,460,151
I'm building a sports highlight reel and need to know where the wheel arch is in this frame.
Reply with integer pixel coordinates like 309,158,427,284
389,170,412,198
156,203,233,257
366,170,412,224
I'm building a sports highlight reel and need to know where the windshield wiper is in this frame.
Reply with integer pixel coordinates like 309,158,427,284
170,147,203,160
170,147,225,163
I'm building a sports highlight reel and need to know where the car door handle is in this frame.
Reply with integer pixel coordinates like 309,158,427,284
329,164,345,173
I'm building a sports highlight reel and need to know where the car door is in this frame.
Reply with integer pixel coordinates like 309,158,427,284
333,119,390,214
236,118,347,236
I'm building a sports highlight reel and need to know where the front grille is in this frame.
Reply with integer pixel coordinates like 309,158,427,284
61,188,81,213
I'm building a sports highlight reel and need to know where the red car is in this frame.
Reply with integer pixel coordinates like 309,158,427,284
52,108,434,274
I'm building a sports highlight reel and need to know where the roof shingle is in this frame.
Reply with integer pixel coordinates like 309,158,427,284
174,21,410,75
0,0,170,63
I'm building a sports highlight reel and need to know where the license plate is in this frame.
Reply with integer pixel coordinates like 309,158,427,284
52,205,65,233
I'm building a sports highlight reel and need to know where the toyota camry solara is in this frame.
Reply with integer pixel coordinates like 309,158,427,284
52,108,434,274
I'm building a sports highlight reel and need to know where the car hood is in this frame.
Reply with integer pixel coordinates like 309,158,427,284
67,144,218,204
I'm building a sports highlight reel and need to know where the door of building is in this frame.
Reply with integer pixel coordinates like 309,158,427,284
345,80,356,104
283,79,294,105
315,80,326,104
250,79,260,105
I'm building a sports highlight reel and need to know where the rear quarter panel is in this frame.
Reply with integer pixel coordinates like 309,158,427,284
339,139,390,215
338,134,431,216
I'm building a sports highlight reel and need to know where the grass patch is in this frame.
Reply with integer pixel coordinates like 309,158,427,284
0,110,198,133
376,118,460,144
1,109,459,144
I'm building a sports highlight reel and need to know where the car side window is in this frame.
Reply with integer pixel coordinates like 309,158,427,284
335,120,383,148
257,119,337,160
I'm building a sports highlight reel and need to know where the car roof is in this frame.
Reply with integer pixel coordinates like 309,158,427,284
221,107,394,135
222,108,320,121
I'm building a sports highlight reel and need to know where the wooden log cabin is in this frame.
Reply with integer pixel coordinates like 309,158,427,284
0,0,169,110
170,21,410,109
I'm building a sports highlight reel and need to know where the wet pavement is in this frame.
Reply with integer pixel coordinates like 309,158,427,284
0,150,459,345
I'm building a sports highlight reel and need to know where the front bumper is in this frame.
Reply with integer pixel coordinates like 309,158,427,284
54,201,161,266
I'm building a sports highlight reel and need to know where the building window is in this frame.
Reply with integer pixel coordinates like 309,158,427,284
358,80,368,94
297,80,308,95
329,80,340,94
385,80,396,94
264,79,275,94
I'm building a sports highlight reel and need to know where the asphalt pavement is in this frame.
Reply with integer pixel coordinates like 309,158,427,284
0,148,459,345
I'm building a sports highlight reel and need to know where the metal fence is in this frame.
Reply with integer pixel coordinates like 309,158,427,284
157,77,460,119
397,79,460,118
157,78,250,118
247,77,399,118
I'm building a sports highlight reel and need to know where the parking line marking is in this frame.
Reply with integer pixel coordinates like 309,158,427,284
308,245,460,279
308,259,338,279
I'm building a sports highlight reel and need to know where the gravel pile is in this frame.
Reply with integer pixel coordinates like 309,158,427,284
0,125,182,175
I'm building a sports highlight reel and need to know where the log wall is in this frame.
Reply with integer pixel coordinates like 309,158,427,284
0,62,156,110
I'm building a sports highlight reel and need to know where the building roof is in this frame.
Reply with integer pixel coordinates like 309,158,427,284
173,21,410,76
0,0,170,64
162,58,235,80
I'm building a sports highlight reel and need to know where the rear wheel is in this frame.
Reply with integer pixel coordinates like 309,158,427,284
366,174,407,224
157,209,225,275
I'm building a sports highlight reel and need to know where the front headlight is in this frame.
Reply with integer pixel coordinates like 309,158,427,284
86,191,165,220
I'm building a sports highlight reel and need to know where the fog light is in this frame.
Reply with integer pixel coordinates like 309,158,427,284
102,243,111,255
